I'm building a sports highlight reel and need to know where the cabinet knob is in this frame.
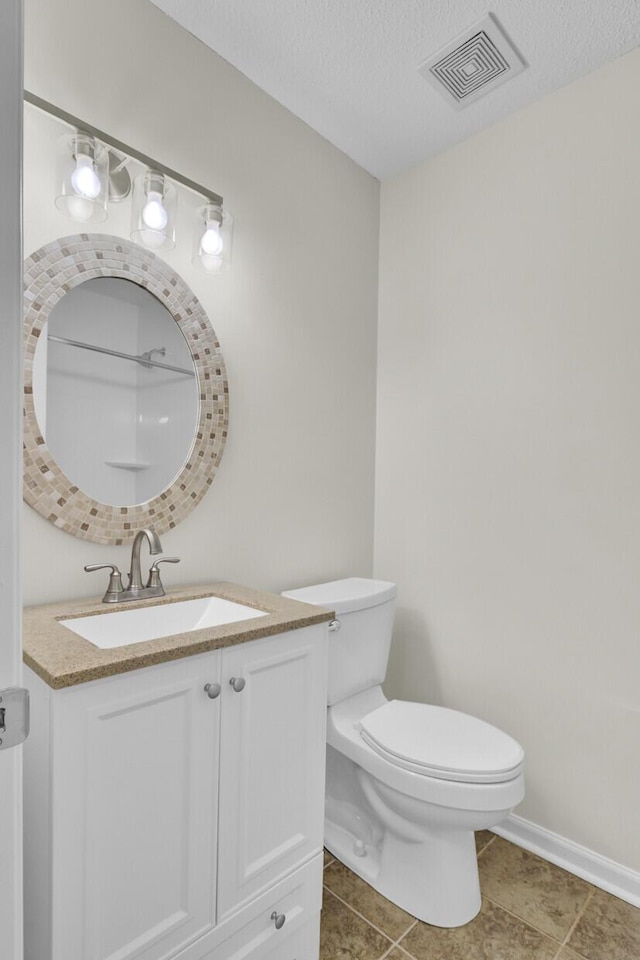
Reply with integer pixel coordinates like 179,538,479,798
270,910,286,930
328,619,341,632
204,683,221,699
229,677,246,693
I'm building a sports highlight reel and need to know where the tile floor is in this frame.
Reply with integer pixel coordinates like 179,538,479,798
319,833,640,960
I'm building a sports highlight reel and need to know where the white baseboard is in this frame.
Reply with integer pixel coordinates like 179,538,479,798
492,814,640,908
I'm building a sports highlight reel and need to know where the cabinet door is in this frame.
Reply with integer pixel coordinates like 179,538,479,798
217,626,327,918
50,653,222,960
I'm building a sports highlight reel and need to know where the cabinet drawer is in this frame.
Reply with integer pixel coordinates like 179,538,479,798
260,914,320,960
215,910,320,960
183,855,322,960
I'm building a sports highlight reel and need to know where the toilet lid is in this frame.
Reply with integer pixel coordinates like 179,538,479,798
357,701,524,784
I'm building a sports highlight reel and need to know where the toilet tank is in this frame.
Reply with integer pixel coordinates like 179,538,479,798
282,578,396,706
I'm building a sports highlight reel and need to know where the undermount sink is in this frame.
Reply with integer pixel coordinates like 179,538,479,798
59,595,268,649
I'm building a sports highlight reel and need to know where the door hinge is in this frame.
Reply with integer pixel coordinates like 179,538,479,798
0,687,29,750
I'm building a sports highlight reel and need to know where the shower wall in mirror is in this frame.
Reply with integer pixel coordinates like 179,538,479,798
34,277,198,505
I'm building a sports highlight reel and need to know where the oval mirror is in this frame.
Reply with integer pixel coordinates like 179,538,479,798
24,235,229,544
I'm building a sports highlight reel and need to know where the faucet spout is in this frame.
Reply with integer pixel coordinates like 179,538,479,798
128,528,163,592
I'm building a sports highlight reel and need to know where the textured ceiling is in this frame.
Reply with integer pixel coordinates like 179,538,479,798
150,0,640,179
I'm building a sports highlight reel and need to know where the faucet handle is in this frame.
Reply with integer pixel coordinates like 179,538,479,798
84,563,124,604
146,557,181,591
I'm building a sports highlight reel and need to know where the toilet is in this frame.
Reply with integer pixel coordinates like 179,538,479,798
282,578,525,928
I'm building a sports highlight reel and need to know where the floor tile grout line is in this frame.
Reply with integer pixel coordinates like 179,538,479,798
379,946,409,960
393,917,418,944
322,866,418,945
322,884,397,947
562,887,595,944
559,887,596,953
392,919,419,959
379,918,419,959
481,894,565,945
322,859,418,957
476,834,498,858
379,945,398,960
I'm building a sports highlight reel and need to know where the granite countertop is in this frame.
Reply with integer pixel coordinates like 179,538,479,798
23,582,333,690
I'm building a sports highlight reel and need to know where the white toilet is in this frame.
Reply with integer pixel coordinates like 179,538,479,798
282,578,525,928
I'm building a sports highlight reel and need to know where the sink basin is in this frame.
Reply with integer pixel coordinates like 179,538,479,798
60,596,268,649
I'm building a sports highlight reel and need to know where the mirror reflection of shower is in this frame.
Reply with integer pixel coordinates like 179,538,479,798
32,277,199,506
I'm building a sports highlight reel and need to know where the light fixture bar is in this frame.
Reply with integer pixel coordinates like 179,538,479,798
24,90,223,206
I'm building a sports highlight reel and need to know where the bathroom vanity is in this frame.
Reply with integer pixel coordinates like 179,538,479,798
23,583,331,960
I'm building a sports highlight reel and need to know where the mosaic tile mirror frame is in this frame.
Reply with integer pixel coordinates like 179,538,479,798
23,234,229,545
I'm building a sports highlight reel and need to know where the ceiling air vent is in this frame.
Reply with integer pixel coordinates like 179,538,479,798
418,13,526,109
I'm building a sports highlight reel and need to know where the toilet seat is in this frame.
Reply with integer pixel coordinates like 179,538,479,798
357,700,524,784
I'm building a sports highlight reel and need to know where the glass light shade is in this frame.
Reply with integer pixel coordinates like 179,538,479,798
192,203,233,274
130,171,177,251
54,134,109,223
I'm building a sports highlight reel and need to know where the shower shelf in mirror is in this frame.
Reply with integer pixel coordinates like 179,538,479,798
104,461,151,472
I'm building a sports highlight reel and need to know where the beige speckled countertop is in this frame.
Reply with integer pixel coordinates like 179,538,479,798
24,582,333,690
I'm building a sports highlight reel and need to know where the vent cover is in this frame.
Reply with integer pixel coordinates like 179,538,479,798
418,14,526,109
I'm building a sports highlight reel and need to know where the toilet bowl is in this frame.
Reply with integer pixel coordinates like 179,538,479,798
282,578,525,928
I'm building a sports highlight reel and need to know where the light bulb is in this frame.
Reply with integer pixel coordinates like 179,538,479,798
142,190,168,231
199,253,223,273
70,154,101,200
137,228,166,250
200,222,223,257
65,195,96,222
192,204,231,273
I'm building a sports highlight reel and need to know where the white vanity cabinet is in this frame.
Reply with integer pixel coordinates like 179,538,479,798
24,623,328,960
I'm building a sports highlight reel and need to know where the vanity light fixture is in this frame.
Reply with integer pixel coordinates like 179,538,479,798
193,202,233,273
55,133,109,223
27,90,232,274
131,170,176,251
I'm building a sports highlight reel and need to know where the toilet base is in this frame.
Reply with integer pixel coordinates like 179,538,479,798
325,817,481,928
323,697,523,928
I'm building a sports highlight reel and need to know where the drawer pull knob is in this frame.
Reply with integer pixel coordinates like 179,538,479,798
270,910,286,930
204,683,221,699
328,619,341,632
229,677,246,693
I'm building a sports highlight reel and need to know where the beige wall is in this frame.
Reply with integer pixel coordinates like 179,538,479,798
23,0,379,605
376,48,640,870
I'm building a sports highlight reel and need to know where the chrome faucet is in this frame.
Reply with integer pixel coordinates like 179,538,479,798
84,527,180,603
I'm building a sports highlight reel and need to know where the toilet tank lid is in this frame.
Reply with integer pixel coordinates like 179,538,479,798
282,577,396,614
